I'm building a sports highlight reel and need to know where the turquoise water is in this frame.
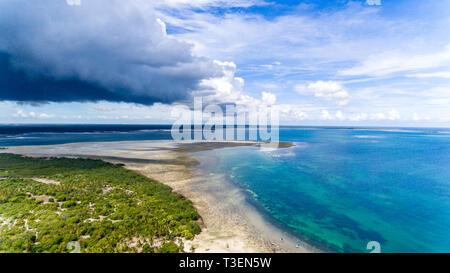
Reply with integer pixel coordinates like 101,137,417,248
1,125,449,252
196,128,450,252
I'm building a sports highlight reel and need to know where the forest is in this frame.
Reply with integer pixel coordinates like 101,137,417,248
0,153,201,253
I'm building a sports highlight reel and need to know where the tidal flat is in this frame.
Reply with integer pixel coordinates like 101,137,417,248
1,140,310,253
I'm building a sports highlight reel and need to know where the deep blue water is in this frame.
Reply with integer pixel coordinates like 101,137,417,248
197,128,450,252
1,125,449,252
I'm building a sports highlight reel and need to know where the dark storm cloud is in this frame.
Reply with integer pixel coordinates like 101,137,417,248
0,0,222,105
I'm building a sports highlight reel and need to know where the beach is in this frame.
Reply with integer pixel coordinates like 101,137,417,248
1,140,317,253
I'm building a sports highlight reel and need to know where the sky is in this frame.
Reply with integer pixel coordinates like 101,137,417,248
0,0,449,127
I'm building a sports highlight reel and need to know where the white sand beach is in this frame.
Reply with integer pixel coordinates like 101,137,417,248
1,140,319,253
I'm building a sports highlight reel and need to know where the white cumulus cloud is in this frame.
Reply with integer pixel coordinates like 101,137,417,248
296,81,350,106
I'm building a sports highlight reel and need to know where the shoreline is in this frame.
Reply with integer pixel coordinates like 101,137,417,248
0,140,318,253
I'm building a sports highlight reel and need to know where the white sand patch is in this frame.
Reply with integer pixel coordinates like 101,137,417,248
32,178,60,185
30,194,54,205
102,185,114,194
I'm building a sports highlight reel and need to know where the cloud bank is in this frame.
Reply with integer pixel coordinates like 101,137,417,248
0,0,223,105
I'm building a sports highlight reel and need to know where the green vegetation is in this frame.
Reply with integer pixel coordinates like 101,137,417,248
0,154,201,253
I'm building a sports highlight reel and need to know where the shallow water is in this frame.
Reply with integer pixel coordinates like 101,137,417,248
194,129,450,252
1,125,449,252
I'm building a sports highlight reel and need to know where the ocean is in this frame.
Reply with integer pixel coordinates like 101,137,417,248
1,124,449,252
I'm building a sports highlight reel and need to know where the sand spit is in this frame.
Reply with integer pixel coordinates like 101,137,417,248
1,140,317,253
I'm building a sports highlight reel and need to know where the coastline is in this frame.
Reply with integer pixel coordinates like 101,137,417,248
0,140,318,253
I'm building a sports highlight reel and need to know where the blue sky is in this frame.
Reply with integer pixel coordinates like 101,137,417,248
0,0,449,126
